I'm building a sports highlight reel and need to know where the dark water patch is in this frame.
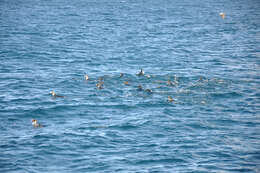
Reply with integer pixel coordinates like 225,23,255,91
209,91,242,99
109,124,139,131
136,157,187,165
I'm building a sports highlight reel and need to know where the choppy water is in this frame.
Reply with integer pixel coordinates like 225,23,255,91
1,0,260,172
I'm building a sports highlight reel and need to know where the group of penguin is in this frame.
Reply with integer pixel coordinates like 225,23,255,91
50,69,177,102
32,69,180,128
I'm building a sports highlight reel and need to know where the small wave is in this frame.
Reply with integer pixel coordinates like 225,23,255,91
210,91,242,99
136,158,187,165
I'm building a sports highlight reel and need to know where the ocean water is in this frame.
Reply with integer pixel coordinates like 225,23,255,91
0,0,260,172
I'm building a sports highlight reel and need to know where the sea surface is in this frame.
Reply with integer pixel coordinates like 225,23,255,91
0,0,260,172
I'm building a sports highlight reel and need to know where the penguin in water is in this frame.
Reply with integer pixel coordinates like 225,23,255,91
50,91,64,98
84,74,89,81
120,73,124,78
96,81,104,89
219,12,225,19
198,76,204,82
168,96,174,102
145,74,151,78
137,69,144,76
124,81,130,85
174,75,179,85
167,79,175,86
137,85,143,91
32,119,43,128
145,89,152,93
197,76,208,83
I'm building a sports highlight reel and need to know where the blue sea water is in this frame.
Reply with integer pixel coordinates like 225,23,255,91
0,0,260,172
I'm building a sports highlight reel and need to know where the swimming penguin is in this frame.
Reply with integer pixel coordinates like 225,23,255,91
198,76,204,82
145,74,151,78
137,85,143,91
174,75,179,84
219,12,225,19
197,76,208,83
84,74,89,80
137,69,144,76
50,91,64,98
167,80,175,86
201,100,206,104
168,96,174,102
120,73,124,78
124,81,129,85
145,89,152,93
96,82,104,89
32,119,42,128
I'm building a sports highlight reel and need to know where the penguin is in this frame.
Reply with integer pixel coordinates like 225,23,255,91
219,12,225,19
50,91,64,98
167,80,175,86
32,119,43,128
168,96,174,102
145,89,152,93
137,69,144,76
96,82,104,89
137,85,143,91
124,81,130,85
84,74,89,80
